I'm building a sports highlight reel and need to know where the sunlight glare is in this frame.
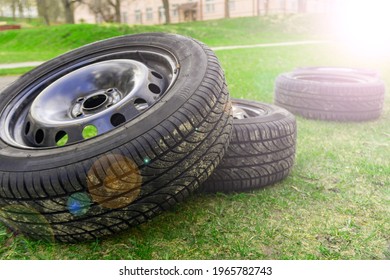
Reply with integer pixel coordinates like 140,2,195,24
335,0,390,58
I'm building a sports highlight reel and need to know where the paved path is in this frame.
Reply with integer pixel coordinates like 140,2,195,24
0,76,18,91
0,61,44,69
211,40,328,51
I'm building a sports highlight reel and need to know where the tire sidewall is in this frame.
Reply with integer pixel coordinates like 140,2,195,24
278,71,383,90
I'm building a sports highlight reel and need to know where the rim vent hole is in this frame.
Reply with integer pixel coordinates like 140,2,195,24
134,98,148,111
151,71,163,79
25,122,31,135
35,129,45,144
110,113,126,127
55,131,69,146
148,84,161,94
82,125,98,139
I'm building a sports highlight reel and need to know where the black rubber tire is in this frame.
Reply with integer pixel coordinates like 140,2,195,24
274,70,385,121
199,99,296,193
294,66,380,78
0,33,233,242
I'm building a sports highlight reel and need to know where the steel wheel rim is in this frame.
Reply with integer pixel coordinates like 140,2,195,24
0,49,178,149
232,102,268,120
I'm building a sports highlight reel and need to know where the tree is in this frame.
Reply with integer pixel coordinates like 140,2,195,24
224,0,229,18
0,0,18,19
162,0,170,24
36,0,63,25
61,0,75,24
17,0,24,19
264,0,270,16
36,0,50,25
86,0,113,22
107,0,121,23
85,0,121,23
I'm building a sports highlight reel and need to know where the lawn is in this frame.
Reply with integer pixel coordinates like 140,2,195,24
0,15,389,260
0,14,329,64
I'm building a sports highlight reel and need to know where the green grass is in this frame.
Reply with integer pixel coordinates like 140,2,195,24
0,15,389,260
0,16,44,27
0,14,331,64
0,67,34,76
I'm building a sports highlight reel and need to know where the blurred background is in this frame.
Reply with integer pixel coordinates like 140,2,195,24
0,0,335,26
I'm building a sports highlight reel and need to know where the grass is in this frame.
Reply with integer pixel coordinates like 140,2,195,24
0,15,389,260
0,14,331,65
0,67,34,76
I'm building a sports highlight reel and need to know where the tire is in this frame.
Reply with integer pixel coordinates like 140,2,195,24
0,33,233,242
199,99,296,193
274,70,385,121
294,66,380,78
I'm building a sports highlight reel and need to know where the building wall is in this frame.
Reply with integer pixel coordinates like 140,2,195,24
121,0,283,25
74,3,98,24
75,0,331,25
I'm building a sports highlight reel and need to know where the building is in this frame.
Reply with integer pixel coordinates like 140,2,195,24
74,0,332,25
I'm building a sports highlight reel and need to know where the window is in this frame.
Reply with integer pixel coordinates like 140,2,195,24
172,4,179,17
135,9,142,23
158,6,166,23
229,0,235,11
122,12,128,23
146,8,153,21
206,0,215,13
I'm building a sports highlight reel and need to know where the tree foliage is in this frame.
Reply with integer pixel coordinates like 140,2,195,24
0,0,34,19
0,0,82,25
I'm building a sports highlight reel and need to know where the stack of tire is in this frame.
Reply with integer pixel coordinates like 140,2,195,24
0,33,296,242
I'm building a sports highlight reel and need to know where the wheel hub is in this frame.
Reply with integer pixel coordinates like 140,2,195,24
21,59,169,147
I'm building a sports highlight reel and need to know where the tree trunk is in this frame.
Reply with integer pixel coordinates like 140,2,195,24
36,0,50,25
17,0,24,19
11,1,16,20
264,0,269,16
115,0,121,22
62,0,75,24
107,0,121,23
224,0,229,18
162,0,170,24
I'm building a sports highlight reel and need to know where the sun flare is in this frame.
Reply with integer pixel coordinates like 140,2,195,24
333,0,390,57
